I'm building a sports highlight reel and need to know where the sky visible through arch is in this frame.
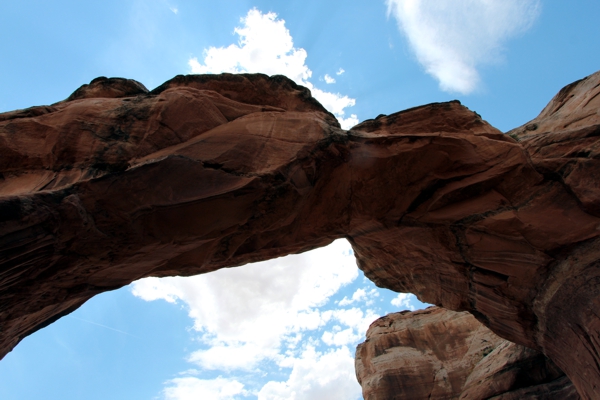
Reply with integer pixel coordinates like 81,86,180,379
1,1,600,399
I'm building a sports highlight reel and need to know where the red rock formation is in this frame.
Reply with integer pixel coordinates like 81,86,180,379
0,73,343,358
1,71,599,398
356,307,578,399
349,70,600,399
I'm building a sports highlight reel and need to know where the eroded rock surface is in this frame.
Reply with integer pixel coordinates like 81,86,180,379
356,307,578,399
1,71,600,398
349,70,600,399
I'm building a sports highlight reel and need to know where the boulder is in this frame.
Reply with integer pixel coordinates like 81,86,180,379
356,307,578,399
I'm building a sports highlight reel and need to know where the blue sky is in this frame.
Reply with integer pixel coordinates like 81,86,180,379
0,1,599,399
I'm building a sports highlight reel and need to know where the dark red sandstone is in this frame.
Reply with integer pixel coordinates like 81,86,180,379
1,71,599,398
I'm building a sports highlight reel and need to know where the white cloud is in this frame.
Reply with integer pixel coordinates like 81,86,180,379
322,328,358,347
320,307,379,347
187,342,266,372
130,278,181,303
338,288,366,306
323,74,335,84
391,293,416,310
163,376,246,400
258,346,361,400
188,9,311,84
309,87,355,116
336,68,345,76
338,287,380,306
131,239,358,371
324,327,352,347
133,239,370,398
326,307,378,333
386,0,540,94
338,114,359,130
187,8,358,129
170,7,178,15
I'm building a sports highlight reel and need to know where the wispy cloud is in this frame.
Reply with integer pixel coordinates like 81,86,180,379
188,8,358,129
323,74,335,84
386,0,541,94
67,315,141,339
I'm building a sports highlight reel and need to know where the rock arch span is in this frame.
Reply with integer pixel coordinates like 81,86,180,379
1,72,600,398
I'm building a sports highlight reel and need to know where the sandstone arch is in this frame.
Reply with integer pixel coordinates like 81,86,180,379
1,72,599,398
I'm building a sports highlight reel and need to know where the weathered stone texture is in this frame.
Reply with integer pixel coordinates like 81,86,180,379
1,70,600,398
356,307,578,399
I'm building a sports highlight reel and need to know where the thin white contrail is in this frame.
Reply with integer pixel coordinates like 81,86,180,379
68,315,142,339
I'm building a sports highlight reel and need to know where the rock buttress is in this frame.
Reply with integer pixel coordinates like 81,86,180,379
356,307,578,399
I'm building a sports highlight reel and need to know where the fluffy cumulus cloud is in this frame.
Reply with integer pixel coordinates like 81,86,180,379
321,307,380,347
338,288,379,306
391,293,416,311
132,239,431,399
163,377,246,400
132,239,376,398
258,346,360,400
188,8,358,129
386,0,540,94
133,240,358,370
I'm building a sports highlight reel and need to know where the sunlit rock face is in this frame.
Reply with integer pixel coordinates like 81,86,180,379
1,71,600,398
356,307,579,400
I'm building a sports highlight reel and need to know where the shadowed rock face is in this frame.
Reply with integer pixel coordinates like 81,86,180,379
1,71,600,398
356,307,579,400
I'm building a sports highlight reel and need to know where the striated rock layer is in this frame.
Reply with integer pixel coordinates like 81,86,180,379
356,307,579,399
1,71,600,398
